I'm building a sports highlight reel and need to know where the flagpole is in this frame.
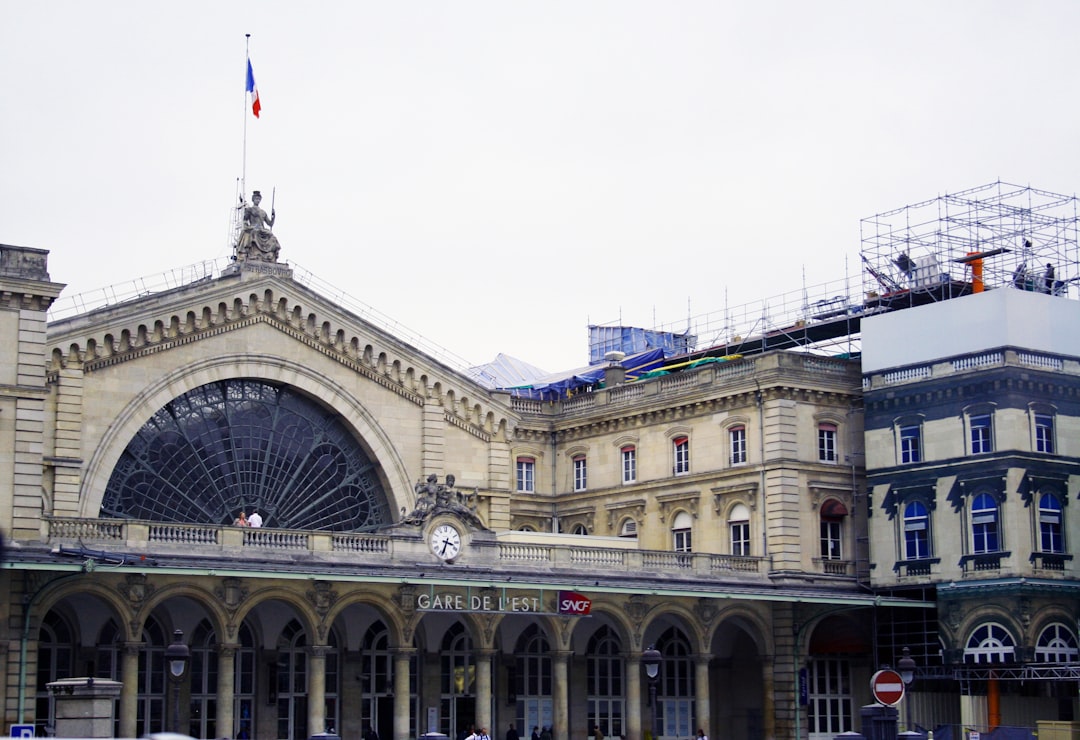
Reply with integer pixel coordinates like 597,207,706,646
242,33,251,201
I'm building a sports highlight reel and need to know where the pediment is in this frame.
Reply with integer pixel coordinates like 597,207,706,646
46,265,516,439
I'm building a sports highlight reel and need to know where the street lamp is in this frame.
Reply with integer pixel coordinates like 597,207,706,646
165,629,190,735
897,646,917,733
641,644,661,740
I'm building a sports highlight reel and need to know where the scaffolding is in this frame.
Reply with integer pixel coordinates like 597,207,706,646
860,180,1080,309
592,181,1080,365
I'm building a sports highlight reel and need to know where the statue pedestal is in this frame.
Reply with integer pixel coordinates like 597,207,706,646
47,677,122,738
223,260,294,279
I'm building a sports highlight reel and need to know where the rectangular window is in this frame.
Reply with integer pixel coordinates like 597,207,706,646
673,528,692,553
970,414,993,454
903,504,930,560
1035,414,1055,454
621,446,636,484
729,426,747,465
900,425,922,464
971,494,999,554
516,457,535,493
731,521,750,556
818,423,838,463
673,436,689,476
820,520,842,560
573,456,587,492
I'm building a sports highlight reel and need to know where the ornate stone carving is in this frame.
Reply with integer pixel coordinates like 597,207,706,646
401,473,486,530
306,581,339,617
117,574,155,607
693,598,718,625
215,578,249,609
235,191,281,263
396,585,418,615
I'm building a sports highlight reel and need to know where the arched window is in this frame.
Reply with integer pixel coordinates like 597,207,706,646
903,501,931,560
971,493,1000,554
101,379,392,530
964,623,1015,664
362,621,394,734
514,625,552,734
672,511,692,553
728,503,750,556
586,626,624,738
1038,492,1064,554
1036,623,1079,663
36,612,74,737
655,627,695,739
619,519,638,538
572,523,588,536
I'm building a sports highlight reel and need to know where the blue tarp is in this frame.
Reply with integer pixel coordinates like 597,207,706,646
589,325,696,365
507,348,668,400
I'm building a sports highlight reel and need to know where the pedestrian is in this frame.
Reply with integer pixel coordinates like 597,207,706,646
507,724,520,740
540,727,552,740
593,725,605,740
233,510,249,527
1045,263,1056,293
697,729,708,740
531,726,541,740
478,726,491,740
365,724,380,740
248,508,263,528
459,724,475,740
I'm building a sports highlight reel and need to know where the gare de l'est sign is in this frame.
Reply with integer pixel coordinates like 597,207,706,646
416,589,593,616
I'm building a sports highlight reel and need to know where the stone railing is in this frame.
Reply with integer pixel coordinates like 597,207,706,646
42,517,785,582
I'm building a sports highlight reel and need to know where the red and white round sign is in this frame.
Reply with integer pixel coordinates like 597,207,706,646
870,669,905,705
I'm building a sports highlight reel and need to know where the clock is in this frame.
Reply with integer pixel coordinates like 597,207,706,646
429,523,462,561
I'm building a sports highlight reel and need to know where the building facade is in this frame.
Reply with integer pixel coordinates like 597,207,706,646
1,217,1078,740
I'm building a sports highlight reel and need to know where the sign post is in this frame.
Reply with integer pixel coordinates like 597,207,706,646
870,668,906,706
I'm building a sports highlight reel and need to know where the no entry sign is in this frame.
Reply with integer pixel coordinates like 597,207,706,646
870,668,905,705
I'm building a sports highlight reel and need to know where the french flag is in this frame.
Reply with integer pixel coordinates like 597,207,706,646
246,59,261,118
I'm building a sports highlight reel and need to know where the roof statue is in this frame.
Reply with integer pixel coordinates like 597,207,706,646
236,190,281,263
402,473,487,530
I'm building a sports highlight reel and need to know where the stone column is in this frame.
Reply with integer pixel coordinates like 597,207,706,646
626,654,642,740
308,645,330,738
216,644,238,739
394,648,415,740
694,654,710,738
118,642,142,739
552,651,571,740
476,649,495,734
761,656,775,740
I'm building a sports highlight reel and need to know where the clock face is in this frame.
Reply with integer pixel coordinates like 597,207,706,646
430,524,462,561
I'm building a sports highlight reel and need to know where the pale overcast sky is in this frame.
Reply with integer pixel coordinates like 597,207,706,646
3,2,1079,373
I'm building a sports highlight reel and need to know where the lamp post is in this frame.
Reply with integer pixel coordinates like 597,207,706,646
897,646,917,733
641,644,661,740
165,629,190,735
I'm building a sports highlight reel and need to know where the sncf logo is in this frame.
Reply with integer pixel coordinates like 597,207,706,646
558,590,592,615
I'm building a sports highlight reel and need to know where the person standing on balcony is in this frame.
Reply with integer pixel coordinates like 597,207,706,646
248,509,263,528
233,511,249,527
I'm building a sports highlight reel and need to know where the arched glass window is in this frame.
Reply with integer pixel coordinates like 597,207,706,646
964,623,1016,664
586,626,624,738
656,627,695,739
903,501,931,560
36,612,74,737
971,493,1000,554
514,625,552,736
1036,623,1079,663
102,379,391,530
1039,492,1064,554
728,503,750,557
619,519,638,538
672,511,692,553
362,621,393,734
